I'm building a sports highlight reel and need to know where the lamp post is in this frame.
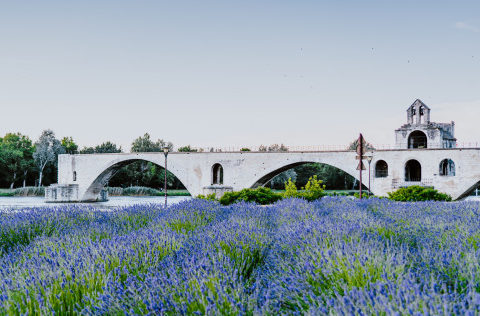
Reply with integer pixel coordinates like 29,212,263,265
163,146,169,208
366,153,373,197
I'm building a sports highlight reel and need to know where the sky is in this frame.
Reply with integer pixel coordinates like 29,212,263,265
0,0,479,151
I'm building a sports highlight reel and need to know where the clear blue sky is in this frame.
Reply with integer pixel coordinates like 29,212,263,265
1,0,479,150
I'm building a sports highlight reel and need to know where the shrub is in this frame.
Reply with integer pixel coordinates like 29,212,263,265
282,176,326,201
300,175,326,201
387,185,452,202
219,187,282,205
196,193,217,201
283,178,298,198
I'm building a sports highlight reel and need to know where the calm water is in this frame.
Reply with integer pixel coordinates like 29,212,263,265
0,196,192,210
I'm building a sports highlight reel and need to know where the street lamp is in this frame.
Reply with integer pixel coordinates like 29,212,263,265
163,146,169,208
366,153,373,197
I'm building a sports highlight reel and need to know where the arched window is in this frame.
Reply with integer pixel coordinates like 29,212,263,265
375,160,388,178
73,171,77,181
405,160,421,182
408,131,427,149
439,159,455,176
212,163,223,185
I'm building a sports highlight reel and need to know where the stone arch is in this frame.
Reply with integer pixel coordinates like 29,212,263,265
408,130,427,149
375,160,388,178
250,161,365,190
405,159,421,182
211,163,224,185
439,159,455,176
82,158,190,201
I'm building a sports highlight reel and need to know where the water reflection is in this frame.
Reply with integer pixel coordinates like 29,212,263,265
0,196,192,210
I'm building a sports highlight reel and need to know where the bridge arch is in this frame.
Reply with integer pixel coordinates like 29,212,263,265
81,158,190,201
249,161,365,191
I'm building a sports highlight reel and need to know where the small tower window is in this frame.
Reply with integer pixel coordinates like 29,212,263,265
439,159,455,176
73,171,77,181
375,160,388,178
212,163,223,185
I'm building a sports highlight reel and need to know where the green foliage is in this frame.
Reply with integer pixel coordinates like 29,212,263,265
178,145,198,152
387,185,452,202
61,137,78,154
240,148,251,152
301,175,326,201
196,193,218,201
0,133,35,188
219,187,282,205
282,176,326,201
131,133,172,153
283,178,298,198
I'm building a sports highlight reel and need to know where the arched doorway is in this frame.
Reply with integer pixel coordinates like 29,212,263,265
408,131,427,149
405,160,421,182
439,159,455,176
375,160,388,178
211,163,224,185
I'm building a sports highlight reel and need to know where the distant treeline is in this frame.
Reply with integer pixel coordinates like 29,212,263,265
0,130,361,190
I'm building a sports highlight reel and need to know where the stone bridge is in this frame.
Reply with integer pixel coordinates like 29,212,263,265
46,148,480,202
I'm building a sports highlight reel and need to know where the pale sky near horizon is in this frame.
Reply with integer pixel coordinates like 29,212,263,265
1,0,479,151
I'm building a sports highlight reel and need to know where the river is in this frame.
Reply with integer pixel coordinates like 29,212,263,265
0,196,192,210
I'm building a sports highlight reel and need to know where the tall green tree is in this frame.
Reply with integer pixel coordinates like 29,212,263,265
0,133,34,189
33,130,65,187
95,141,122,153
61,137,78,154
131,133,172,152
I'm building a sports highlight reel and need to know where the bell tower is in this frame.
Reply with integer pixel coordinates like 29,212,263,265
395,99,456,149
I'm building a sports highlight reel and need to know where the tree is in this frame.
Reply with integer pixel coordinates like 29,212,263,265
178,145,198,152
95,141,122,153
269,169,297,189
268,144,289,152
61,137,78,154
347,138,375,152
131,133,172,153
33,130,65,187
259,144,289,152
0,133,34,189
79,147,95,154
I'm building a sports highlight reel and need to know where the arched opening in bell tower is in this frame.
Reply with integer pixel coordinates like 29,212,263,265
408,131,427,149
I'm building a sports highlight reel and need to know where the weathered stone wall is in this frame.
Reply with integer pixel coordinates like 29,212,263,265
48,148,480,202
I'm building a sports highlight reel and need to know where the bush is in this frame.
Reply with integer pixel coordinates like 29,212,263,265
387,185,452,202
282,176,326,201
219,187,282,205
196,193,217,201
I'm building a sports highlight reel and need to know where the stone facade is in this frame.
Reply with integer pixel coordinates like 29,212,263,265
395,99,456,149
45,99,480,202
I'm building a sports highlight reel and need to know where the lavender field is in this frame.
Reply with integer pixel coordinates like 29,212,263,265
1,198,480,314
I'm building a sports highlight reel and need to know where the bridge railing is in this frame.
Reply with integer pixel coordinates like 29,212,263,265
185,142,480,153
